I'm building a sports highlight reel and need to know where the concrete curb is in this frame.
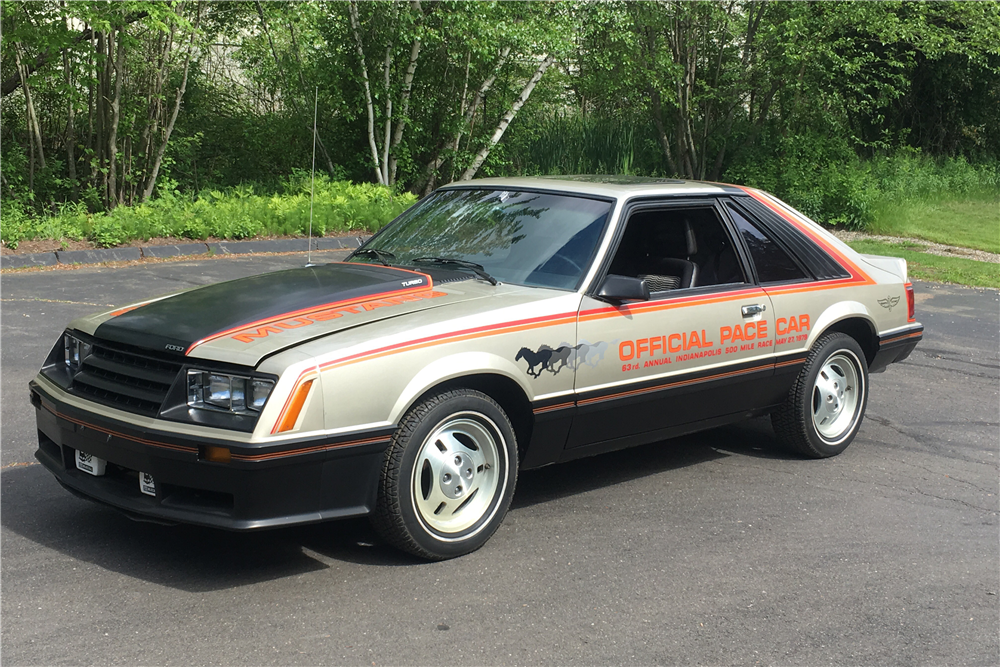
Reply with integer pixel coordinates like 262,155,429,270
1,236,366,270
0,253,60,269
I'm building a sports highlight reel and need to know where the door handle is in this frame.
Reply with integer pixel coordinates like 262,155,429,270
741,304,766,318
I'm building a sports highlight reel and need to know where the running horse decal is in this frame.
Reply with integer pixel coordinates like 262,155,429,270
515,346,553,378
515,344,582,378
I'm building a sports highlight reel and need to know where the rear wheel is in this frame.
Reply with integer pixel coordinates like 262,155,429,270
772,332,869,458
372,388,518,560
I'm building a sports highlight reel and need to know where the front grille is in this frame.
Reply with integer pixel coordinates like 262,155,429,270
71,341,183,417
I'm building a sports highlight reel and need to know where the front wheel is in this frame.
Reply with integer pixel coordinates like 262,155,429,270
772,332,869,458
371,388,518,560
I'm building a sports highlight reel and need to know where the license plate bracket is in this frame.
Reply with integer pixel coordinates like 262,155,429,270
139,472,156,497
75,449,106,476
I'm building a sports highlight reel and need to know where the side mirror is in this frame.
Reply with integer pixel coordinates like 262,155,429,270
597,274,650,302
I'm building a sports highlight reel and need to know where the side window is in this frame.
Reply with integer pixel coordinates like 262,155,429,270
608,206,746,294
727,204,808,283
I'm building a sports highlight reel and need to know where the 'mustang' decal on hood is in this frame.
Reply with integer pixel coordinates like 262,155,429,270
94,263,433,355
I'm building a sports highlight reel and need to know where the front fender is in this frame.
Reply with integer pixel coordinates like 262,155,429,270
389,352,534,424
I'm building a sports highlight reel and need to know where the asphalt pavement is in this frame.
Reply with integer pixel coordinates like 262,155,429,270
2,254,997,666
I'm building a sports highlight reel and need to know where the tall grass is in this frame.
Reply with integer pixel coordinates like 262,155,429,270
727,145,999,232
1,173,416,250
503,114,655,176
867,156,999,252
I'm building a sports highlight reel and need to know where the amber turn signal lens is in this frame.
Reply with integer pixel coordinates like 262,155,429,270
275,379,315,433
203,446,232,463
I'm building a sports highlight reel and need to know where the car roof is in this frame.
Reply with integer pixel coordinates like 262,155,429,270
440,175,742,199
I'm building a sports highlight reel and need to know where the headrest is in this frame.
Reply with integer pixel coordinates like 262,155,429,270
684,219,698,256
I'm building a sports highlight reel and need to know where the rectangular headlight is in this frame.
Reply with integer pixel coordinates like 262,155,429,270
250,379,271,410
187,370,273,414
64,334,92,371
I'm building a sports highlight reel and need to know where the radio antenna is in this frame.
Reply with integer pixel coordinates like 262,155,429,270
306,85,318,267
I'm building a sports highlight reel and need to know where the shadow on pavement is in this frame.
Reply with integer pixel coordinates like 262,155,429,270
514,416,797,509
1,419,797,590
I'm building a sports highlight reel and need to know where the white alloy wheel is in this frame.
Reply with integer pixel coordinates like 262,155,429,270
811,351,863,443
372,388,518,560
411,413,505,537
772,332,869,458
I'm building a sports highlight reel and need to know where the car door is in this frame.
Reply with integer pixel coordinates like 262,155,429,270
722,195,859,392
568,199,781,451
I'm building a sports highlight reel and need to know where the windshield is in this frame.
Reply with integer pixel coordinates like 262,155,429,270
353,188,612,290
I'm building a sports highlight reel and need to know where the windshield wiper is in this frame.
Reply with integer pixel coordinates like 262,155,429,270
352,248,396,266
411,257,499,286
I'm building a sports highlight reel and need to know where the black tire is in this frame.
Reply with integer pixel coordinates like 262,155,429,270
772,332,869,458
371,388,518,560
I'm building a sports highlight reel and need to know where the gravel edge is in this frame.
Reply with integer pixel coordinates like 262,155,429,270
831,230,1000,264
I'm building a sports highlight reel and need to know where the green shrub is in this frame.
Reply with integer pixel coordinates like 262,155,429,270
1,174,416,249
0,199,31,250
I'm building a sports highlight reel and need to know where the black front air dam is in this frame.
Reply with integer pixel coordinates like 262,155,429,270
31,381,392,531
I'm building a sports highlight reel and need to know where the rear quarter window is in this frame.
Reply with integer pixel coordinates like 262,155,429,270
727,204,808,283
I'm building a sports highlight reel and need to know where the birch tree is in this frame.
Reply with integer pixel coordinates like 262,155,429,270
347,0,423,187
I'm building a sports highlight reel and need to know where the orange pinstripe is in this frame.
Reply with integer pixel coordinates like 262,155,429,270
108,305,141,318
44,404,196,454
737,187,876,291
881,330,922,344
230,435,390,461
532,401,575,414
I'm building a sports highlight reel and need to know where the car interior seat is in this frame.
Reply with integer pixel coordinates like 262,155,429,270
639,218,699,291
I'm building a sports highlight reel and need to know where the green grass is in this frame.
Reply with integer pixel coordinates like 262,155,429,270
848,239,1000,289
870,192,1000,253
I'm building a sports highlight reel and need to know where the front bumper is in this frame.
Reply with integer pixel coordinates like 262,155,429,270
30,380,392,530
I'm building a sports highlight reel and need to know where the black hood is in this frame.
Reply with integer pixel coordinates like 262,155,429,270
94,262,432,355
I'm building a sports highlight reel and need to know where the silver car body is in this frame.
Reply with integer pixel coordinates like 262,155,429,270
30,177,922,533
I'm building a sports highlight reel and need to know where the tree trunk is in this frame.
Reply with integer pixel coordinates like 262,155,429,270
14,43,46,171
107,27,124,209
378,1,399,185
388,29,421,185
349,0,385,184
97,30,109,201
88,27,98,186
388,0,422,186
455,49,471,147
649,88,679,175
142,9,198,202
460,54,554,181
666,11,700,179
421,46,511,186
28,104,35,192
63,48,77,200
139,29,170,183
